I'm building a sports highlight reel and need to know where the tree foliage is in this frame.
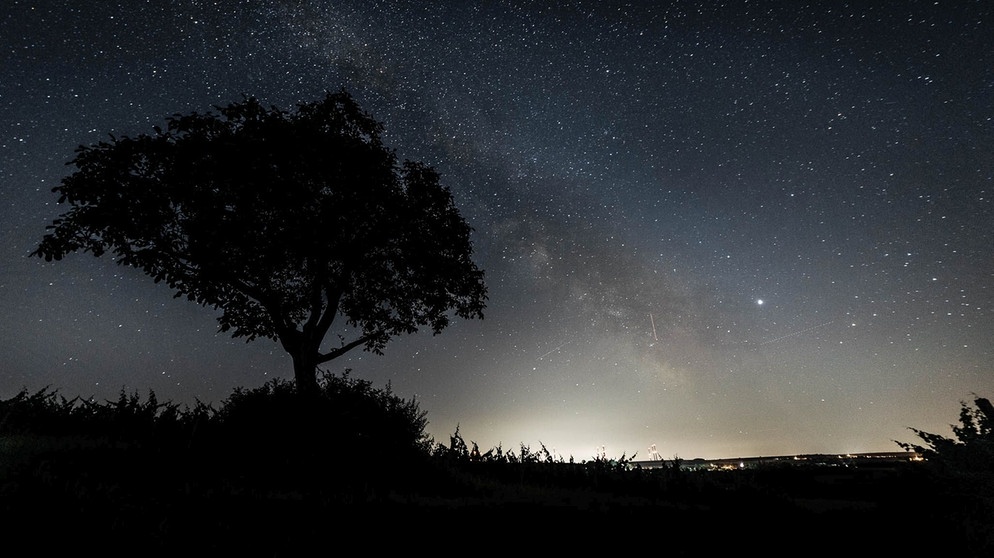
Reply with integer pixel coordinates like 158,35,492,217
32,91,487,392
898,395,994,474
897,397,994,552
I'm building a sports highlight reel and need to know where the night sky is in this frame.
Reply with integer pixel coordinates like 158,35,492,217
2,1,991,460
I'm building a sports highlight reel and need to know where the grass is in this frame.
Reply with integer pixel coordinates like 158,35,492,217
1,375,991,555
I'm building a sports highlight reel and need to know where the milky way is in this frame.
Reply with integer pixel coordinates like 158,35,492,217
2,1,991,459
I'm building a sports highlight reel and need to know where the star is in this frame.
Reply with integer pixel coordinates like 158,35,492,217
2,0,990,461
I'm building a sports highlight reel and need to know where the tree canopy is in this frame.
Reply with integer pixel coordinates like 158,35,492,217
33,91,487,394
899,395,994,475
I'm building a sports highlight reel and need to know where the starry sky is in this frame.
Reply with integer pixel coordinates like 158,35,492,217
2,1,991,460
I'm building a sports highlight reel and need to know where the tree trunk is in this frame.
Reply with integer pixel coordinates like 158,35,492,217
291,351,320,396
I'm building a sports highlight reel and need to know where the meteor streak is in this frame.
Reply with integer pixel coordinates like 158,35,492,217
759,320,835,346
537,341,570,359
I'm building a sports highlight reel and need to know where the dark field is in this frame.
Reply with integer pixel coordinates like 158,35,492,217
1,380,990,555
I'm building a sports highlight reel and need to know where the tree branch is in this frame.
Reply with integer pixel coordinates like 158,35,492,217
314,281,342,340
302,276,325,333
316,332,379,363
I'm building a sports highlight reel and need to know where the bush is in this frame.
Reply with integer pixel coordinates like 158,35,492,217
0,370,432,493
216,370,429,456
898,395,994,476
897,395,994,554
0,386,215,444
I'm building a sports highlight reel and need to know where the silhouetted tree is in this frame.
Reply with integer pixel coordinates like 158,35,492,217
899,395,994,475
32,91,487,394
898,396,994,552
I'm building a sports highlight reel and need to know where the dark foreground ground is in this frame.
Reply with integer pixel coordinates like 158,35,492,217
1,434,990,556
2,382,990,555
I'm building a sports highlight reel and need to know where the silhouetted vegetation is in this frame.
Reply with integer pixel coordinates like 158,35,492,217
5,379,990,554
0,373,432,548
897,395,994,554
899,395,994,474
32,91,487,394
